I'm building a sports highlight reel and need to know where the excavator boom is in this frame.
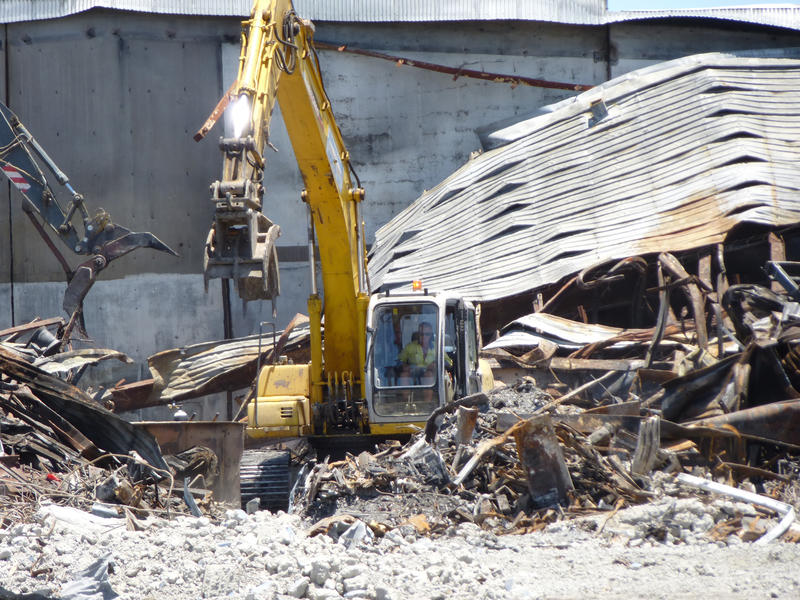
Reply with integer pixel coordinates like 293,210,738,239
200,0,369,382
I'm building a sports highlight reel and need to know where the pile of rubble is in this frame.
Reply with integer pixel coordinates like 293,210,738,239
288,385,799,545
288,260,800,545
0,319,225,526
4,262,800,551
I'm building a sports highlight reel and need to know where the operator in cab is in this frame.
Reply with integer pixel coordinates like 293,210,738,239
398,322,436,384
399,322,435,366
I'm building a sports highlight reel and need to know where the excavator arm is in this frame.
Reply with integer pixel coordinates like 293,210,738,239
0,102,177,331
200,0,371,397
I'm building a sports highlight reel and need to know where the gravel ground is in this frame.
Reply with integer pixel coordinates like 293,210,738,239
1,499,799,600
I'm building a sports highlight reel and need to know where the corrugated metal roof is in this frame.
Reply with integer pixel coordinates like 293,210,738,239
0,1,251,21
608,6,800,31
367,50,800,303
293,0,606,24
2,1,800,32
483,312,689,352
0,1,606,23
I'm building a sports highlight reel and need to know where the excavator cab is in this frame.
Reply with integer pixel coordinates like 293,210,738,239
365,292,484,433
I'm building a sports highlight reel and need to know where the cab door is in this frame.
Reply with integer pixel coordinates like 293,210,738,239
465,306,482,395
445,300,482,398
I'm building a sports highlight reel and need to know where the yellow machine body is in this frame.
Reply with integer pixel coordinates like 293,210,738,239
247,364,312,438
214,0,490,445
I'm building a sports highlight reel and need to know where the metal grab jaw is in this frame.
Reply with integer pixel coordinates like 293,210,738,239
63,224,178,317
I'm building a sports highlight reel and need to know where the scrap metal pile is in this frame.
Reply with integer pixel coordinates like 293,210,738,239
292,257,800,543
328,49,800,545
0,319,223,525
293,387,799,543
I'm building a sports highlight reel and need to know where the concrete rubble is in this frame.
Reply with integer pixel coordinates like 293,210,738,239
3,271,800,598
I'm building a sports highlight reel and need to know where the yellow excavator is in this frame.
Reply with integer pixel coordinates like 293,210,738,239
200,0,492,491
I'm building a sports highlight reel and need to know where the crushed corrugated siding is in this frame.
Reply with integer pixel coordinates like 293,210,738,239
2,1,800,32
367,50,800,303
483,312,689,352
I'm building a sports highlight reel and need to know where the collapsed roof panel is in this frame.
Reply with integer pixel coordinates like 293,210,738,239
368,51,800,303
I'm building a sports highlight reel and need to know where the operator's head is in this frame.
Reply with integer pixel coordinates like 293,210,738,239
419,322,433,348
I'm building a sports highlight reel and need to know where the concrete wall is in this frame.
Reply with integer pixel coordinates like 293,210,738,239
2,11,800,418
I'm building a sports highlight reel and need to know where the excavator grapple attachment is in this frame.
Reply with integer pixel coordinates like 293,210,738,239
63,224,178,317
0,101,177,331
202,210,281,303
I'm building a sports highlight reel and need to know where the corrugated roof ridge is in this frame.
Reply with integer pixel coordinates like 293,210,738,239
2,1,800,32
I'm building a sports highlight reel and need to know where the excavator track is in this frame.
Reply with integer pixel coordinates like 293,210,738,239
239,449,291,512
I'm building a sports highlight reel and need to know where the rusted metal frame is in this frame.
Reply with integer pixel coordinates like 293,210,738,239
21,204,73,279
576,256,647,290
701,246,739,356
538,275,578,314
697,343,754,418
532,371,617,415
659,252,708,350
691,398,800,448
512,415,574,508
555,422,651,501
716,243,729,300
424,391,490,443
645,263,669,369
1,397,77,463
576,304,589,324
716,459,791,483
18,210,87,346
314,41,593,92
453,419,523,486
549,357,646,372
570,323,684,360
194,78,239,142
12,385,101,459
0,344,92,406
108,379,155,413
768,232,786,294
698,251,713,297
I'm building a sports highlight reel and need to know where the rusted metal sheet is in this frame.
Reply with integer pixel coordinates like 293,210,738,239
691,399,800,448
33,348,132,376
485,312,690,354
147,317,310,404
108,379,156,413
512,415,574,509
369,52,800,301
136,421,245,507
0,344,169,473
0,318,64,340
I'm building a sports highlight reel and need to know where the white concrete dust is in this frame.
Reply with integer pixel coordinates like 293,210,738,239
1,501,798,600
